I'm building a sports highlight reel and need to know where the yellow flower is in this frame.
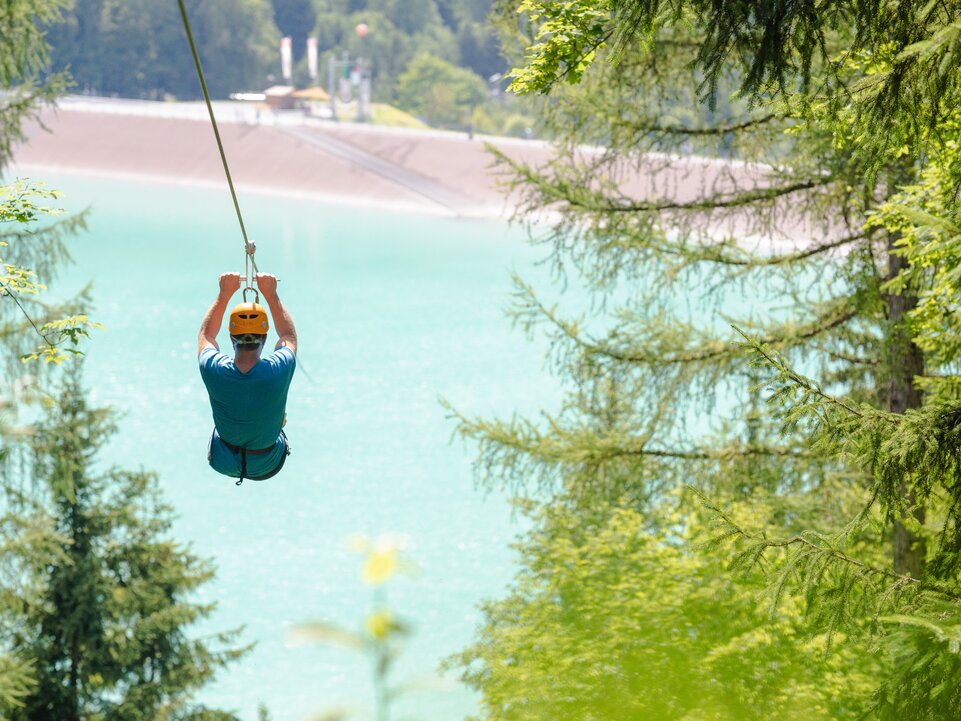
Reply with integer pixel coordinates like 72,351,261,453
365,610,392,640
362,548,398,586
348,533,413,585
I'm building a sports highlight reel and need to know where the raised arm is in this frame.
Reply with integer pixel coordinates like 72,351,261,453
198,273,241,357
257,273,297,354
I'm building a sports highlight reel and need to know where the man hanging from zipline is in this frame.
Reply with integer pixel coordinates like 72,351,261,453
179,0,296,486
198,271,297,485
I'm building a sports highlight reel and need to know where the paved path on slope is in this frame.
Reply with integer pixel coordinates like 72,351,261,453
275,125,480,216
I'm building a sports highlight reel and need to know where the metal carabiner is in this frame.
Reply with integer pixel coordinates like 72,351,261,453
243,286,260,304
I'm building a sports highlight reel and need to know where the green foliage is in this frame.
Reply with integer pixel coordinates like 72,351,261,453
874,604,961,720
3,368,247,721
383,0,445,36
271,0,316,61
310,5,458,103
314,10,409,95
369,103,428,129
42,0,531,133
18,316,102,364
46,0,279,98
444,1,961,718
866,127,961,375
0,484,64,714
455,20,503,78
0,0,71,168
501,0,961,165
0,5,96,712
0,181,96,366
710,328,961,719
495,112,533,138
188,0,280,95
395,53,487,127
507,0,612,94
452,498,877,721
46,0,493,100
0,653,35,717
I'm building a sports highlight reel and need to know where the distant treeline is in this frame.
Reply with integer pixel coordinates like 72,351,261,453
45,0,504,103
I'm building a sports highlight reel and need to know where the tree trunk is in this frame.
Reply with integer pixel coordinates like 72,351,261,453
68,501,82,721
887,241,926,578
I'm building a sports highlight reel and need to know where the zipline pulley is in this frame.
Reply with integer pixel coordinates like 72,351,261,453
243,239,259,292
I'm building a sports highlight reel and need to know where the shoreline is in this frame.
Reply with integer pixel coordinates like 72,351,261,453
10,162,472,220
9,96,819,243
9,98,548,220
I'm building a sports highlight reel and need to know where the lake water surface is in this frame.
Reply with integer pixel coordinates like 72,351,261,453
20,170,559,721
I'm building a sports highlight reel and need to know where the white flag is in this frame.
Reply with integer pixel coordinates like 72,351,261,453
280,36,292,81
307,38,318,80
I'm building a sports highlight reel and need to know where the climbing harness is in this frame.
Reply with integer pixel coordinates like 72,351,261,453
177,0,260,294
217,431,292,486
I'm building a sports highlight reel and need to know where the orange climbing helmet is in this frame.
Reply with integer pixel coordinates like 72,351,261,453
229,302,269,336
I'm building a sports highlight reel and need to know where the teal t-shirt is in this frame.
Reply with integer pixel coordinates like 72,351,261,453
199,346,296,477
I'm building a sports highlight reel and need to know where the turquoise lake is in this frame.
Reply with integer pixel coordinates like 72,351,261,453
14,171,561,721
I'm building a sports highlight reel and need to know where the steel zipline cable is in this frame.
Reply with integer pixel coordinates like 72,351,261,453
176,0,259,284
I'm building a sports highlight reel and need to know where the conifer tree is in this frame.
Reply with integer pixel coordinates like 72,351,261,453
496,6,961,716
448,3,961,718
1,5,103,712
463,10,925,571
505,0,961,163
4,368,246,721
717,128,961,720
1,0,92,377
0,0,71,168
